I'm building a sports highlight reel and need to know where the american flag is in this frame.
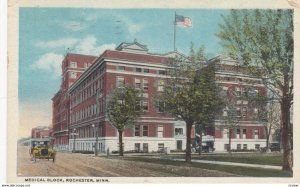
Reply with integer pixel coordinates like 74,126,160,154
175,14,192,27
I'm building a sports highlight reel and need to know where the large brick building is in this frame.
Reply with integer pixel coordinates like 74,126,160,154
31,126,51,139
209,55,267,151
52,53,97,150
52,41,266,152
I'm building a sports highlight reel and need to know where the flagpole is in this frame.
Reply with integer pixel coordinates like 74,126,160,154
174,11,176,51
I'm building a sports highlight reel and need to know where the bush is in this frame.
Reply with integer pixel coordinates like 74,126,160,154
72,150,95,154
230,149,257,152
111,150,149,154
170,149,185,153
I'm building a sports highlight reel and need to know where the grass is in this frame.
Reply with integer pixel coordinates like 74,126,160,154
108,156,292,177
158,153,283,166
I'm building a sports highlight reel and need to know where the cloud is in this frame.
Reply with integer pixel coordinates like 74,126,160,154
60,21,89,31
35,38,79,48
114,14,145,35
35,36,116,56
32,36,116,76
30,53,63,77
73,36,116,55
128,24,144,35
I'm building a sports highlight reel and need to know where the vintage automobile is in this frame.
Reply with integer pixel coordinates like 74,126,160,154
29,139,57,162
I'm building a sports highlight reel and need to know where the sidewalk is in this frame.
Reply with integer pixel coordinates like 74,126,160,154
170,158,282,170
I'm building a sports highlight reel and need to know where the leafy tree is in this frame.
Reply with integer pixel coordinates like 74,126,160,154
106,85,142,156
216,9,293,171
220,86,241,154
155,46,224,163
244,89,281,151
193,47,224,155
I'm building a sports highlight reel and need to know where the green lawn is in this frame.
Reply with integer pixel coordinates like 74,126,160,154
160,153,283,166
117,156,292,177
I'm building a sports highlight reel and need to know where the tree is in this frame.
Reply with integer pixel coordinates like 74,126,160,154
193,49,224,155
245,89,281,151
155,46,224,163
220,86,241,154
216,9,293,171
106,85,142,156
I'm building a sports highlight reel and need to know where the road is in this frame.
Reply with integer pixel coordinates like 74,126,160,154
17,146,238,177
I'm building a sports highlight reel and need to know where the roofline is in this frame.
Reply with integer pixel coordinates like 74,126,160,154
66,52,98,58
68,49,170,94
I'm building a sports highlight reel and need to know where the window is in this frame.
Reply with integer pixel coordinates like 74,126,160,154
134,143,140,152
158,143,164,152
135,101,141,111
224,144,229,151
157,80,164,92
243,129,246,139
158,100,165,112
157,125,163,138
235,87,241,96
243,144,248,150
143,69,149,73
134,125,140,136
135,68,142,73
236,129,240,138
175,128,183,135
135,78,141,89
223,86,228,91
237,144,241,150
143,125,148,136
255,144,260,149
70,61,77,68
143,79,148,90
116,77,125,88
242,107,247,117
254,129,259,139
223,128,229,138
69,71,77,79
236,107,241,117
142,101,148,111
117,66,125,71
223,107,228,117
143,143,149,152
142,93,148,98
158,70,166,75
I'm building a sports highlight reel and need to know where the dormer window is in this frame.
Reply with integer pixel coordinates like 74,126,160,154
136,68,142,73
69,61,77,68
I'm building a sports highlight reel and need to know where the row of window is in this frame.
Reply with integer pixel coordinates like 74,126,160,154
221,128,260,139
71,65,106,96
116,77,165,91
217,76,261,84
71,126,103,139
70,100,105,123
223,106,258,118
117,66,166,75
223,86,259,97
70,78,104,108
224,143,261,150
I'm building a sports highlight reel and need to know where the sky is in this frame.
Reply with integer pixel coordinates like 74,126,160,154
19,8,229,138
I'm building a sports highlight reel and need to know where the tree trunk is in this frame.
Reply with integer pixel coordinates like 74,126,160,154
118,130,124,156
199,130,203,155
185,121,193,163
281,96,291,171
266,125,272,151
228,128,232,154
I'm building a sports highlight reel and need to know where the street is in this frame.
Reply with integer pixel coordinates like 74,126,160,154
17,146,237,177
